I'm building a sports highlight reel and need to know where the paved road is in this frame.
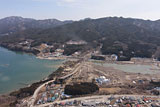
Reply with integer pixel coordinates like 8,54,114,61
37,95,160,107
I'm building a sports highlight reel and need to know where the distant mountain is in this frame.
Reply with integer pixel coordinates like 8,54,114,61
0,16,73,36
1,16,160,60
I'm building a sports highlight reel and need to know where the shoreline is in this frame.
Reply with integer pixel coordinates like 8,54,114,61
0,45,71,95
0,59,65,94
0,57,78,106
36,56,67,60
0,45,65,92
1,45,160,106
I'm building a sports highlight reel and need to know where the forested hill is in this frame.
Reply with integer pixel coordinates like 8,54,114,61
1,17,160,59
0,16,73,36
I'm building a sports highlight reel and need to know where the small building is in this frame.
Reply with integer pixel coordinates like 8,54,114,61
154,87,160,91
66,40,87,45
37,99,42,105
95,76,110,84
51,97,56,102
47,97,52,102
52,52,62,57
59,102,66,106
55,93,59,98
55,49,64,53
61,92,71,99
111,54,118,61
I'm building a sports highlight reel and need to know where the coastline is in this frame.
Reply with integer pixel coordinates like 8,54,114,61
0,55,78,106
0,57,66,94
0,46,65,94
0,46,69,106
36,56,67,60
1,44,160,106
0,65,62,106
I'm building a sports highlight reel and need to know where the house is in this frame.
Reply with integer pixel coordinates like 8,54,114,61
59,102,66,106
111,54,118,61
55,49,64,53
52,52,62,57
19,41,29,45
95,76,110,84
61,92,72,99
51,97,56,102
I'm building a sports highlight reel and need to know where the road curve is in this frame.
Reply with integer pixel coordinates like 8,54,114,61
28,62,82,107
27,80,55,107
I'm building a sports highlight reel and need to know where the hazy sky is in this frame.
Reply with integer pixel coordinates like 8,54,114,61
0,0,160,21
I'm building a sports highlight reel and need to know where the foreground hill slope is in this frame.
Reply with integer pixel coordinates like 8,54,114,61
1,17,160,59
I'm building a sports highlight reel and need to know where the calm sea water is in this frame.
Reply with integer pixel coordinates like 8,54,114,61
0,47,64,94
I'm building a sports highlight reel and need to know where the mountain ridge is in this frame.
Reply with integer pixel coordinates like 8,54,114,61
1,16,160,60
0,16,73,36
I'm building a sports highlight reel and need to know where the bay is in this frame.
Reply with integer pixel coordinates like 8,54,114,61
0,47,63,94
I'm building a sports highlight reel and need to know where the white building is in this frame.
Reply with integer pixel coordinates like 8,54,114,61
111,54,118,61
66,40,87,45
96,76,110,84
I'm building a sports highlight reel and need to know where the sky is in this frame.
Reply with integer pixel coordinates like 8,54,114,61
0,0,160,21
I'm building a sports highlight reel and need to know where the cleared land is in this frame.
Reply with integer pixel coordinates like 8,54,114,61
18,58,160,107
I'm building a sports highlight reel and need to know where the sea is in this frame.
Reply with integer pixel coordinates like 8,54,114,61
0,47,64,94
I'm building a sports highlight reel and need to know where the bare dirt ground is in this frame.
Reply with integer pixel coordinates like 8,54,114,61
64,60,160,95
3,58,160,107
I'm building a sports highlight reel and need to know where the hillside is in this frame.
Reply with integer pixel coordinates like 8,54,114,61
1,17,160,60
0,16,73,36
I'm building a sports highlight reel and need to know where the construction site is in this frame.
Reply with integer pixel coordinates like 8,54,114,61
16,55,160,107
